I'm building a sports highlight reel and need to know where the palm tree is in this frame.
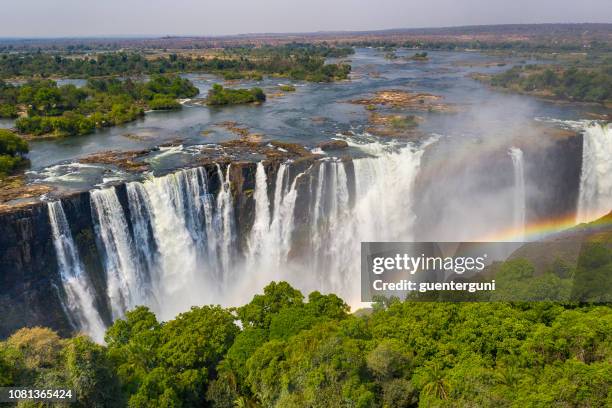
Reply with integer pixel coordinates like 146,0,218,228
421,363,450,400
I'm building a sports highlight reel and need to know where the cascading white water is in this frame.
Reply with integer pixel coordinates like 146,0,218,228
91,188,145,319
125,167,228,319
247,162,271,259
577,123,612,223
508,147,526,239
243,162,310,288
47,201,106,342
55,139,430,339
216,164,235,284
305,142,427,300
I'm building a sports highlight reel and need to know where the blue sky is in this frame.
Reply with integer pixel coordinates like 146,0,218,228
3,0,611,37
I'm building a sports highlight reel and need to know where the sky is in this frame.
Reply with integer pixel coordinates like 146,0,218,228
2,0,611,38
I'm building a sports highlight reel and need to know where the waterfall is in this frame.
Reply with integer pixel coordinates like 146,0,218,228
244,163,309,285
126,166,228,318
47,201,106,342
577,123,612,223
52,138,430,339
508,147,526,239
351,141,426,242
247,162,271,259
216,164,235,284
91,188,145,319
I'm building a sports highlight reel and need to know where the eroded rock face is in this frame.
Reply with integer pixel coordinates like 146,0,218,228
0,195,80,338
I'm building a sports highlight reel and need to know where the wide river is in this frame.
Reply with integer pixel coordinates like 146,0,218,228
10,48,598,172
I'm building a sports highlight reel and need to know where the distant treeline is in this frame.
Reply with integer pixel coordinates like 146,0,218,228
488,63,612,103
0,44,353,82
349,40,612,53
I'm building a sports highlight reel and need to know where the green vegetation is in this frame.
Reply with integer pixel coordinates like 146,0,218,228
0,44,353,83
207,84,266,106
488,63,612,103
0,75,198,137
1,244,611,408
0,129,28,176
279,84,296,92
148,95,182,110
390,115,418,129
410,52,429,61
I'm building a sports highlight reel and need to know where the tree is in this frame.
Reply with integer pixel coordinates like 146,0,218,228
0,129,28,176
237,281,304,329
366,340,412,380
65,336,123,407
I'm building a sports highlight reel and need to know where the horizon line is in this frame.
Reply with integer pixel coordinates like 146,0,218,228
1,22,610,41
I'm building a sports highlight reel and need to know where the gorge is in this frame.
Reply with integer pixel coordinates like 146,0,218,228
1,121,609,339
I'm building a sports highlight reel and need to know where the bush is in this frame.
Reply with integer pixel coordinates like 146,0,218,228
0,103,17,118
279,84,296,92
148,95,182,110
206,84,266,106
0,129,29,156
0,129,28,176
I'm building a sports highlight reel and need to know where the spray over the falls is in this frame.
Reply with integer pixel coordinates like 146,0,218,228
577,123,612,224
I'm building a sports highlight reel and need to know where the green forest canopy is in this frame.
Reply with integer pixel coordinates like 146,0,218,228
1,245,611,408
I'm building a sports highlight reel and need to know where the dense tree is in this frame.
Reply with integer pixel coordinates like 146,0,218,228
488,64,612,103
236,281,304,329
206,84,266,106
3,75,198,137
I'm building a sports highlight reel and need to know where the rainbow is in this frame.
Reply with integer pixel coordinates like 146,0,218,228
475,213,612,242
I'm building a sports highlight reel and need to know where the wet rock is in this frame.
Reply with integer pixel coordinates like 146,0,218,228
79,150,151,172
365,113,423,138
0,176,52,209
350,89,456,112
317,140,349,151
216,121,250,138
